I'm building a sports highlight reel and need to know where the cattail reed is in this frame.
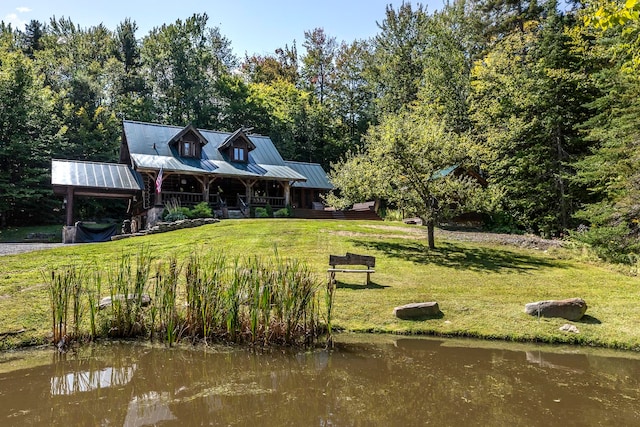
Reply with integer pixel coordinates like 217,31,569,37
47,246,330,348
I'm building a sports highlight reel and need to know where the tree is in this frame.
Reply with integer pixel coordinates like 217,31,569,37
301,28,337,106
328,108,484,248
470,3,591,236
242,43,299,84
0,49,61,226
20,20,46,58
417,0,484,134
568,1,640,262
370,3,429,114
141,13,236,128
330,40,375,148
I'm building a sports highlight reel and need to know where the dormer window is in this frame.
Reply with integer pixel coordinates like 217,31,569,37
180,141,196,157
233,147,245,162
168,124,208,159
219,128,256,164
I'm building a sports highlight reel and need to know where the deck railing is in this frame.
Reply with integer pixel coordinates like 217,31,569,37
163,191,204,206
238,195,286,208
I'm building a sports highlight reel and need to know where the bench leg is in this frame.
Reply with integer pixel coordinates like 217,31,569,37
328,271,336,288
366,272,371,286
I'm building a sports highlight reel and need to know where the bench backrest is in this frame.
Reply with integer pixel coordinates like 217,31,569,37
329,252,375,268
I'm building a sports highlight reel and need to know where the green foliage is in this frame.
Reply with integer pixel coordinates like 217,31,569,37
163,199,189,222
44,243,326,347
163,200,213,221
470,7,593,236
273,205,293,218
571,224,640,264
189,202,213,219
254,207,270,218
329,108,486,247
264,203,274,217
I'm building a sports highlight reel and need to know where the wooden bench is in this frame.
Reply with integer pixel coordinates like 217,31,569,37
328,253,376,285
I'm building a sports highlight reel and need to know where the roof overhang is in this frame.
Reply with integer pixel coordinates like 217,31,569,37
51,159,144,199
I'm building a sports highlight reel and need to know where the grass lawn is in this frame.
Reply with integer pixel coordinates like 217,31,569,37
0,225,61,242
1,219,639,350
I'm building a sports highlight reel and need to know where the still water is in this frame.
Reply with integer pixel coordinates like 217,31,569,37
1,335,639,426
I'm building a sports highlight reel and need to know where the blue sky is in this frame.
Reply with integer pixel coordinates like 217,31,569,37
2,0,446,57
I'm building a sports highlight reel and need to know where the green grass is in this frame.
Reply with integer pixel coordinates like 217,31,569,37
0,225,61,242
1,219,639,350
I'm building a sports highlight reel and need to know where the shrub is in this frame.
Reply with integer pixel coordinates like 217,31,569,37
265,203,273,217
274,205,292,218
570,224,640,264
189,202,213,219
163,199,188,222
255,207,269,218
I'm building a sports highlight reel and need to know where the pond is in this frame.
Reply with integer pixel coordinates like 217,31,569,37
1,335,639,426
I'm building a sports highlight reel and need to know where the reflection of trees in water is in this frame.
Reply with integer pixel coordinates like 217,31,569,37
2,340,640,425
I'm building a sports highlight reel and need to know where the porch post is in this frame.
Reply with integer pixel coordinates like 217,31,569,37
245,181,252,205
200,176,209,203
284,181,291,207
65,187,74,226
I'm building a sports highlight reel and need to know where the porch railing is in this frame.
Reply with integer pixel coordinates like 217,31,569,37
163,191,204,206
238,195,286,208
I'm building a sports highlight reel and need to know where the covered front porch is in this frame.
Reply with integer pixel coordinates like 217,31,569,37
142,171,294,211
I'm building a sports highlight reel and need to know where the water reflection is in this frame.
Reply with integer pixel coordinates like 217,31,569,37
0,336,639,426
51,365,136,395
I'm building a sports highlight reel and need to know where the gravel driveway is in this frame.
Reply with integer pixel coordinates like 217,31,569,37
0,243,71,256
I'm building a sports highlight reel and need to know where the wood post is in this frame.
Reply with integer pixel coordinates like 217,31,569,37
65,187,74,226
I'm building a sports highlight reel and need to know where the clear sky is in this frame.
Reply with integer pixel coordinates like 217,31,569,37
1,0,446,57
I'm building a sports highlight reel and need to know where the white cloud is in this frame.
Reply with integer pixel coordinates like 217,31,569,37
3,12,27,30
16,7,32,13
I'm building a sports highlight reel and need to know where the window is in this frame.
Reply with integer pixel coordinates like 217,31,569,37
233,147,245,162
182,141,191,157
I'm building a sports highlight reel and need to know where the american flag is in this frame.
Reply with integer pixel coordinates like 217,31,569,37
155,167,163,193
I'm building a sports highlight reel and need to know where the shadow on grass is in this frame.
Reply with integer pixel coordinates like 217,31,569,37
335,281,390,290
396,311,445,321
350,239,561,273
577,315,602,325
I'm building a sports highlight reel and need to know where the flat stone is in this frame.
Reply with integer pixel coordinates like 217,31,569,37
559,324,580,333
524,298,587,321
99,294,151,310
393,302,441,320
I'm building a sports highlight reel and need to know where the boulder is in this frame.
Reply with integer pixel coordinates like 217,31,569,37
393,302,441,320
524,298,587,321
99,294,152,310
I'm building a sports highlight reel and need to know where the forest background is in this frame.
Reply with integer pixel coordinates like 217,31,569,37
1,0,639,263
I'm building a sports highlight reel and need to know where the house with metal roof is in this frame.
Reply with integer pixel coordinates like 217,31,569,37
52,120,334,233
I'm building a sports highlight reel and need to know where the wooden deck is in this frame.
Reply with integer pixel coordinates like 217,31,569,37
292,209,381,221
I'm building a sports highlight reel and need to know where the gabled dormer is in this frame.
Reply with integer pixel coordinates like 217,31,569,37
168,124,208,158
218,128,256,163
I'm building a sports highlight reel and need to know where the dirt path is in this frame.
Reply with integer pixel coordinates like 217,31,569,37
361,225,564,251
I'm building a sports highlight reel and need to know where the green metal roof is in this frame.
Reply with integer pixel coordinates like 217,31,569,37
51,159,144,191
123,121,306,180
285,161,334,190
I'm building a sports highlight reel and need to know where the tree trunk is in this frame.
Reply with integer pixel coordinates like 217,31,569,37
427,219,435,249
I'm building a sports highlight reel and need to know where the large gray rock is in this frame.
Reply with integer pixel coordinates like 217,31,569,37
394,302,441,320
524,298,587,321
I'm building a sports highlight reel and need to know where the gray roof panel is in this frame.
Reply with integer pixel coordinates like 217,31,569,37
124,121,306,181
52,159,144,190
285,161,333,190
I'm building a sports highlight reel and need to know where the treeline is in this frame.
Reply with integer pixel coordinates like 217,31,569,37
1,1,638,261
